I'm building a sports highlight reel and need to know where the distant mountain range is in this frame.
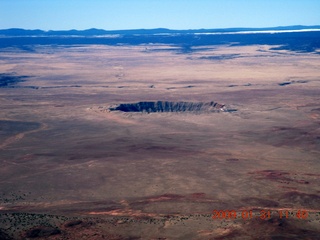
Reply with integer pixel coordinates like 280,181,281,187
1,26,320,54
1,25,320,36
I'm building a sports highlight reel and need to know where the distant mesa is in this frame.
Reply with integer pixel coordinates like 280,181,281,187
278,80,309,86
109,101,236,113
0,73,29,88
278,82,292,86
1,25,320,36
1,26,320,54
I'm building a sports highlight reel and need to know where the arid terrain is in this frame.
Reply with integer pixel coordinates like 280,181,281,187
0,36,320,239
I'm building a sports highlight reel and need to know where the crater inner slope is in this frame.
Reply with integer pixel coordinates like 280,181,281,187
109,101,228,113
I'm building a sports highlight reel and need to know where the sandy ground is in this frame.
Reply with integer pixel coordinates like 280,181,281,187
0,44,319,239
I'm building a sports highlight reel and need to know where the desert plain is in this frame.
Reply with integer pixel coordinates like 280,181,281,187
0,41,320,239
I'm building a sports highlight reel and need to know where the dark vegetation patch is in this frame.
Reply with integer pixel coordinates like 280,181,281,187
251,170,290,180
248,170,311,185
158,85,195,90
267,125,319,149
228,83,252,87
200,54,241,60
64,220,83,228
250,217,320,239
3,212,136,240
24,226,61,238
109,101,228,113
1,207,318,239
0,73,29,87
0,229,11,240
211,213,320,240
41,85,82,89
226,158,240,162
0,212,73,239
0,120,40,139
0,191,32,204
280,191,320,208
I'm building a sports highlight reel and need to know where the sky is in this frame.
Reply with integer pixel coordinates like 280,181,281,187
0,0,320,30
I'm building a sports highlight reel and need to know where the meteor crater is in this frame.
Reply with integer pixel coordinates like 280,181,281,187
109,101,236,113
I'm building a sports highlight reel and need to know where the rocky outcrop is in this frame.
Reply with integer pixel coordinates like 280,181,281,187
109,101,227,113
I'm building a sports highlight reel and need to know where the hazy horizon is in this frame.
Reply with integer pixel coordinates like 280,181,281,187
1,0,319,31
1,24,320,31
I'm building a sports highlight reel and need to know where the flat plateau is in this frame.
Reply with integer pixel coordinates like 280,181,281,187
0,43,319,239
